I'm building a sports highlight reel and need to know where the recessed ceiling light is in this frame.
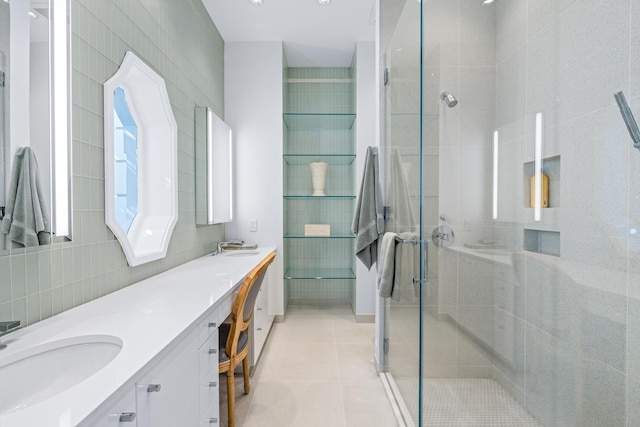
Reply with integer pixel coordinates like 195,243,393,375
248,0,263,5
28,10,37,18
318,0,331,5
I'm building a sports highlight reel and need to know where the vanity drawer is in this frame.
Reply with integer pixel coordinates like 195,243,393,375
216,294,233,326
199,369,219,419
198,307,219,348
200,415,220,425
199,329,219,381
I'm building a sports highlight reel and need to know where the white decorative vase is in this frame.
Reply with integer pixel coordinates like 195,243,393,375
310,162,328,196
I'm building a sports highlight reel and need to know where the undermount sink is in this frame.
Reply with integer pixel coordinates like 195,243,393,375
0,335,123,415
224,250,259,257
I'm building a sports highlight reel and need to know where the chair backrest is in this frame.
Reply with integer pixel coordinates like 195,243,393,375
225,252,276,359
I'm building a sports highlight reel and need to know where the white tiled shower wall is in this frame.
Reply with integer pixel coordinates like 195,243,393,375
0,0,225,326
427,0,640,425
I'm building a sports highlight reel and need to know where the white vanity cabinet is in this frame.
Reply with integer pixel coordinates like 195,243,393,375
135,327,200,427
80,307,221,427
0,248,277,427
250,266,275,367
84,387,137,426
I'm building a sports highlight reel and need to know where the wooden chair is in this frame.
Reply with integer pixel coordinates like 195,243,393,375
219,251,276,427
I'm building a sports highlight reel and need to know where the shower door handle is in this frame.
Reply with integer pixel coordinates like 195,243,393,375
412,240,428,287
393,235,427,287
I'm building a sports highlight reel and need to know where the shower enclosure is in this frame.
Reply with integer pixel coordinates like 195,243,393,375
0,0,8,254
379,1,640,426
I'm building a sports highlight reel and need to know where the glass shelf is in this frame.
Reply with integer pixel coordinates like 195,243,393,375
283,195,356,199
284,268,356,280
283,113,356,130
284,234,355,239
283,154,356,165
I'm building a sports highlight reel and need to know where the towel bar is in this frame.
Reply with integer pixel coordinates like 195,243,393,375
392,235,428,286
394,236,420,245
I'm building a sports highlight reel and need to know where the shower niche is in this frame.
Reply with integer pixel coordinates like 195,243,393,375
522,155,561,256
522,155,560,209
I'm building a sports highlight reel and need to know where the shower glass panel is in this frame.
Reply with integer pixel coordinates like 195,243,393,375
380,0,424,424
380,1,638,426
0,0,7,254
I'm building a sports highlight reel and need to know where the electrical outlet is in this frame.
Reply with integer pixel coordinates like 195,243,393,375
250,220,258,232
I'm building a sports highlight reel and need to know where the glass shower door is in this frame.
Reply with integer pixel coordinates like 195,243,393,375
381,1,638,426
380,0,425,424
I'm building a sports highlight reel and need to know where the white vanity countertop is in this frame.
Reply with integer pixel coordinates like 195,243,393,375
0,247,276,427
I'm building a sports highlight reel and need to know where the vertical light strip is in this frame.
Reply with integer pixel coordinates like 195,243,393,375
492,130,499,220
52,0,70,236
534,112,543,221
206,108,214,223
227,129,233,221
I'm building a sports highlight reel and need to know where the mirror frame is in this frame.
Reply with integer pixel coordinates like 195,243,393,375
104,51,178,266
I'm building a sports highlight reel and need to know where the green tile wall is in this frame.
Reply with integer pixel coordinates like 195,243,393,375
0,0,225,326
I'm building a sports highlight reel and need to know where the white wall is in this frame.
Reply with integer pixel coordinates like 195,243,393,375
354,41,378,317
9,0,29,165
30,42,50,213
224,42,285,316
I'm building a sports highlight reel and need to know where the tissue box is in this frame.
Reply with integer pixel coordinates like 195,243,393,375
304,224,330,236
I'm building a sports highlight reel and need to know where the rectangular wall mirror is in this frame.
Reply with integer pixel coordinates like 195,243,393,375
195,106,233,225
0,0,72,254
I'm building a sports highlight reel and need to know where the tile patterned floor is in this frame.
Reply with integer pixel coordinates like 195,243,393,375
394,377,542,426
218,305,398,427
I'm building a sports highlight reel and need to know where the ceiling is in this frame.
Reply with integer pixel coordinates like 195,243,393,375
201,0,376,67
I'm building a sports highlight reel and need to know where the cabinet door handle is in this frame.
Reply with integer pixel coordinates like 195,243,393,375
257,328,262,331
208,381,217,387
208,322,217,328
119,412,136,423
147,384,162,393
256,307,263,311
209,348,217,354
208,418,218,424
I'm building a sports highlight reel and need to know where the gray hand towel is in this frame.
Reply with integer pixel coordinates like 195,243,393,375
378,232,399,300
2,147,50,246
385,147,417,234
352,146,384,269
394,232,421,302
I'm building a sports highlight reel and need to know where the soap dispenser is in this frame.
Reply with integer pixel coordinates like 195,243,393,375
530,173,549,208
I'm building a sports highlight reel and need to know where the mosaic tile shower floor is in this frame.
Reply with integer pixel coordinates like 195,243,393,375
394,377,542,426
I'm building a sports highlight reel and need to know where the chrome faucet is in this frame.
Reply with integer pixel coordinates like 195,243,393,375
216,240,248,254
0,320,21,350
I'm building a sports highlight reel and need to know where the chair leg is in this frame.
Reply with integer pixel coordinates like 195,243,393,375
243,355,250,394
227,370,236,427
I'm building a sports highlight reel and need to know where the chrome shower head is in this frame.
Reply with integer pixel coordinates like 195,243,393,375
440,92,458,108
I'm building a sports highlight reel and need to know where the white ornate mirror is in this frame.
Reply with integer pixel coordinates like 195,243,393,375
104,51,177,266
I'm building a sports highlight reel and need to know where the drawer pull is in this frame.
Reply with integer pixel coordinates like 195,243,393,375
147,384,162,393
208,322,217,328
257,328,262,331
256,308,263,311
208,381,217,387
209,348,217,354
119,412,136,423
208,418,218,424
